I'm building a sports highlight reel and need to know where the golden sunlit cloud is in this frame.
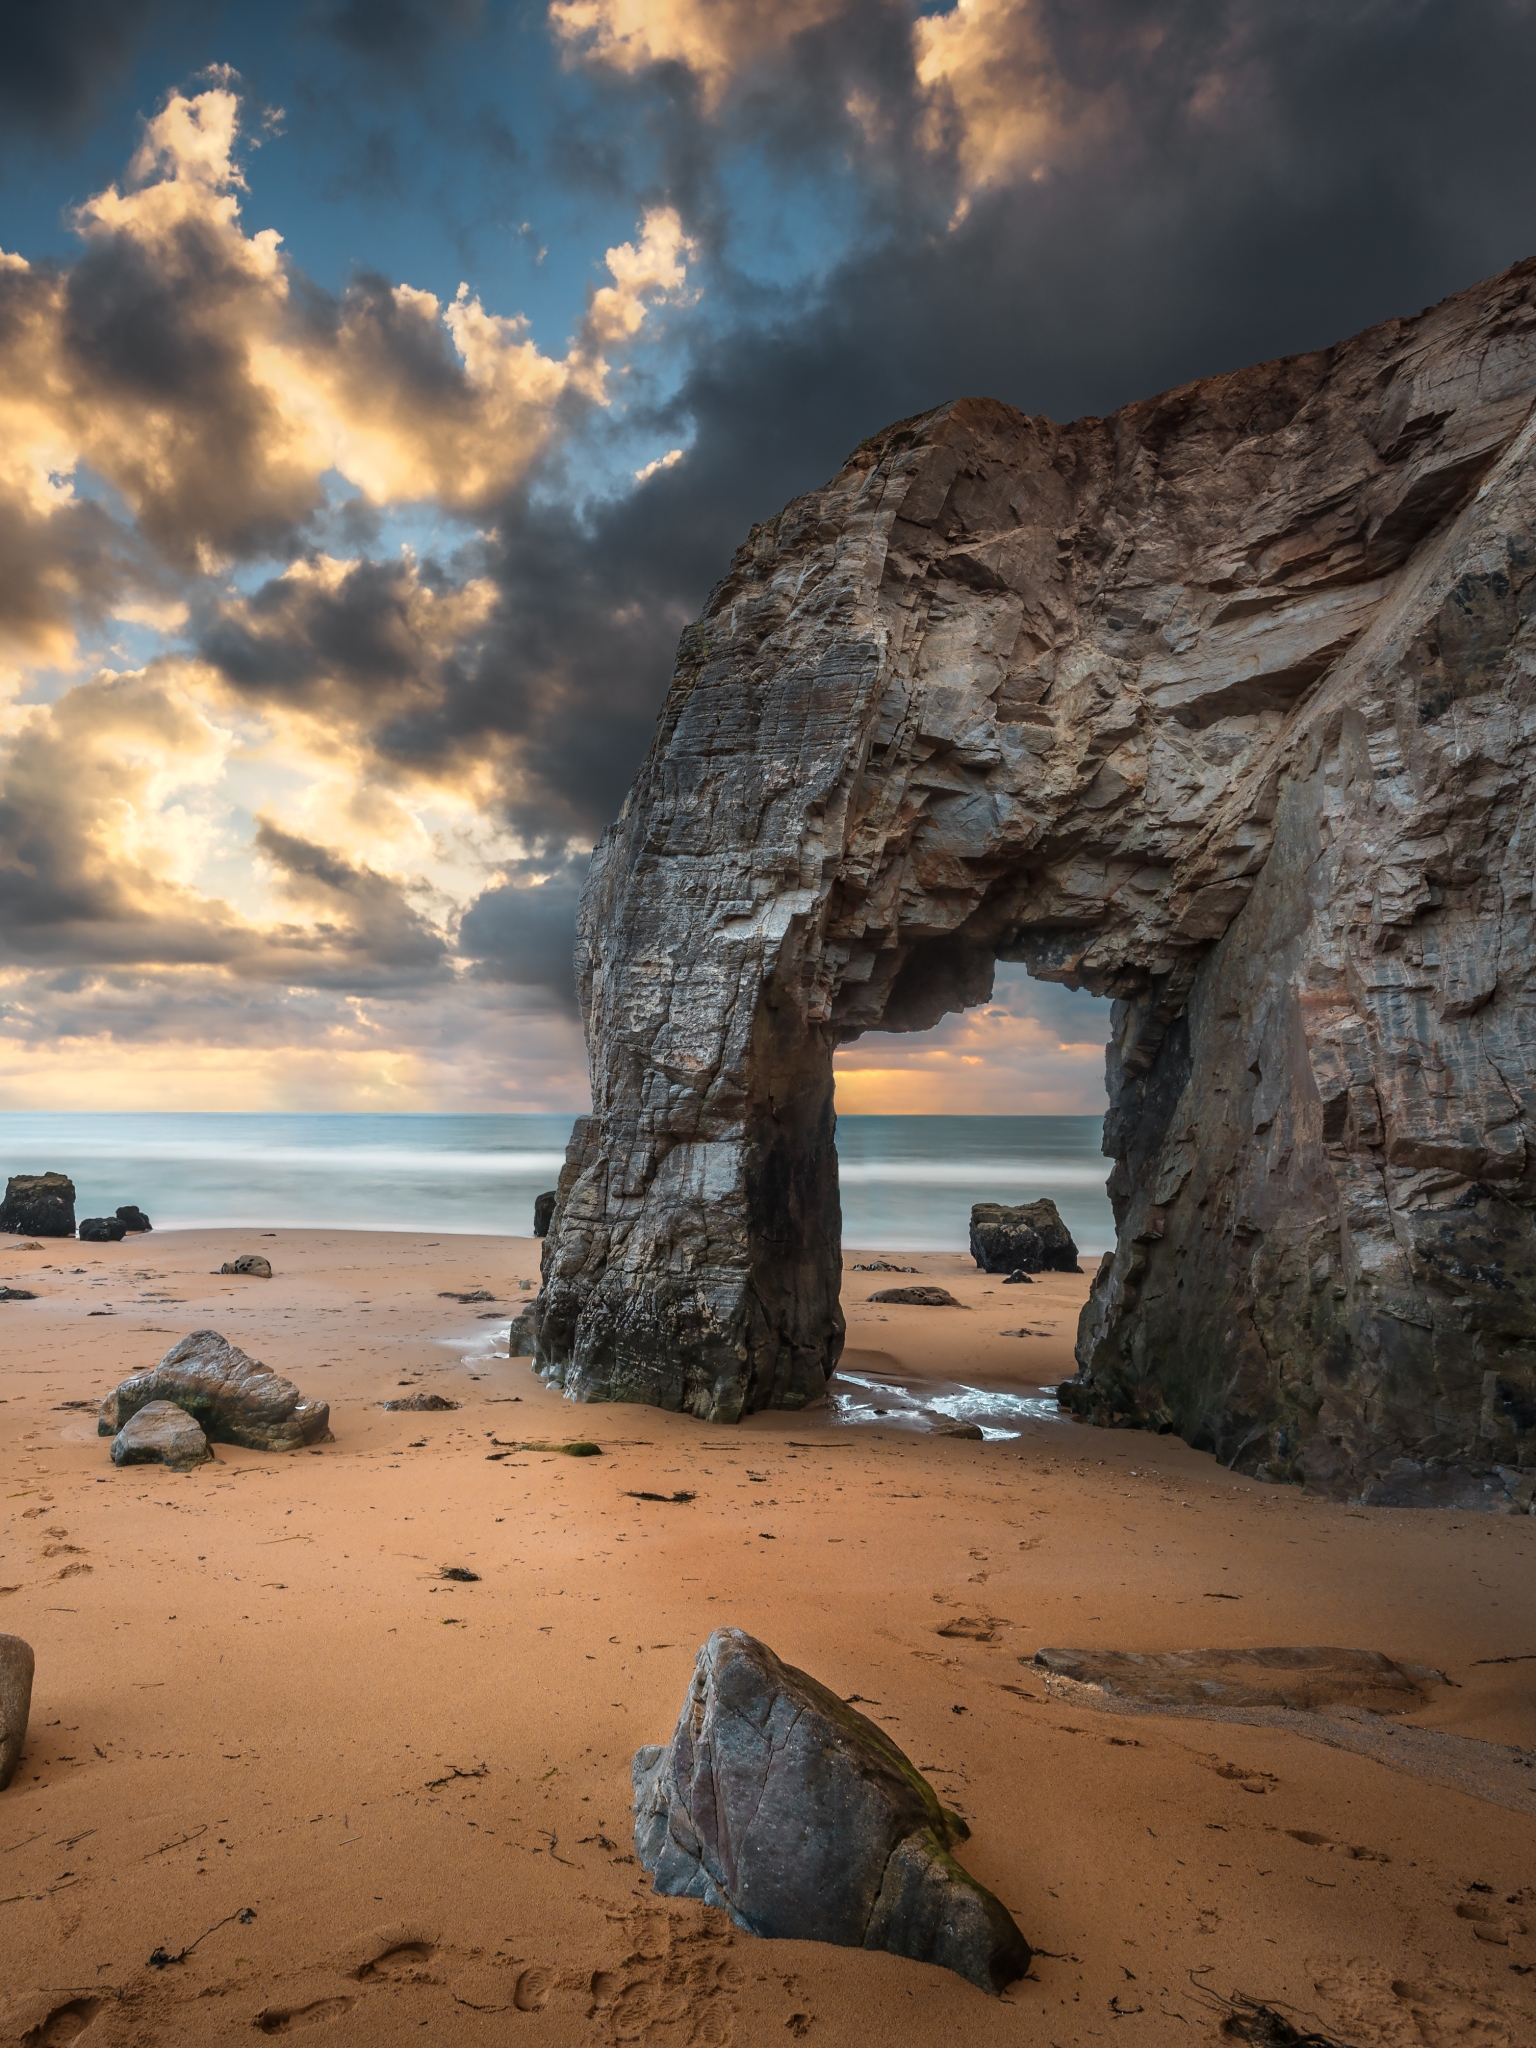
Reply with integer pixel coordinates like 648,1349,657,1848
834,992,1108,1115
550,0,1101,203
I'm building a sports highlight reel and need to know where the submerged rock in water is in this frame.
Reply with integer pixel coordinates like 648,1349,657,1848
0,1173,75,1239
116,1205,152,1232
867,1286,963,1307
111,1400,212,1472
79,1216,127,1243
1033,1645,1443,1715
220,1254,272,1278
98,1330,330,1452
0,1633,34,1791
634,1628,1030,1994
969,1201,1080,1276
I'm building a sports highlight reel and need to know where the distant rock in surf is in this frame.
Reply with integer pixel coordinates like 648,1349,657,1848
533,1191,556,1238
634,1628,1030,1994
221,1254,271,1277
116,1205,152,1232
969,1200,1080,1276
0,1173,75,1239
79,1216,127,1243
99,1330,330,1452
111,1399,212,1472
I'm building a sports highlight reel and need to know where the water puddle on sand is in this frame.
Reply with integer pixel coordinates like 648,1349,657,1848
829,1368,1066,1439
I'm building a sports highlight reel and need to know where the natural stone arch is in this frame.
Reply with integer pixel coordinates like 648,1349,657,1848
537,259,1536,1505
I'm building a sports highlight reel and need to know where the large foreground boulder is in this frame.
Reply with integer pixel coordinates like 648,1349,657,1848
0,1634,34,1791
970,1200,1080,1276
98,1330,330,1451
633,1629,1030,1995
111,1400,212,1471
0,1173,75,1238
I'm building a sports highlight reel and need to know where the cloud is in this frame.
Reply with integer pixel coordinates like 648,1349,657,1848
458,853,590,1009
0,82,698,658
0,0,188,144
549,0,853,104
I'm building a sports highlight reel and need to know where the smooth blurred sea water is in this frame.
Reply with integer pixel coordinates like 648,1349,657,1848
0,1111,1112,1252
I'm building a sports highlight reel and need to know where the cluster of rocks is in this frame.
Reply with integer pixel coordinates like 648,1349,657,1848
98,1329,330,1471
1,1174,151,1240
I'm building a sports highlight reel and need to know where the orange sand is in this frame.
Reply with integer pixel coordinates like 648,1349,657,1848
0,1228,1532,2045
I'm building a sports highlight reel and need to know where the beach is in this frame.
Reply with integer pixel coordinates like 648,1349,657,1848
1,1228,1532,2046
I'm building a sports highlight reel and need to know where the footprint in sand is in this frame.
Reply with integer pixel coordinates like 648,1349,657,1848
514,1966,553,2011
254,1997,357,2033
18,1996,102,2046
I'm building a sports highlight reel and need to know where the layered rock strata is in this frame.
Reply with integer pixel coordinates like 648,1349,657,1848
539,260,1536,1500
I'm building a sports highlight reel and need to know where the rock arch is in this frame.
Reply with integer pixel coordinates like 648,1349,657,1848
537,260,1536,1505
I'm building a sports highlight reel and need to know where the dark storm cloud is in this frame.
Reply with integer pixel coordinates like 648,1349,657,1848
458,852,589,1008
254,820,451,981
0,0,195,143
323,0,485,67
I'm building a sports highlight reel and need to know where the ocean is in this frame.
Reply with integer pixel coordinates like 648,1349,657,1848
0,1111,1113,1254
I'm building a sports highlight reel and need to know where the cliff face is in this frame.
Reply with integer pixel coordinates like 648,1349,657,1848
538,260,1536,1504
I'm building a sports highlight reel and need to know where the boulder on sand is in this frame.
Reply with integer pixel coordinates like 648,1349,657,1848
220,1254,271,1278
0,1173,75,1239
111,1400,212,1472
533,1190,556,1238
78,1216,127,1243
507,1311,536,1357
634,1628,1030,1995
382,1392,459,1412
116,1205,153,1232
868,1285,963,1308
969,1200,1080,1275
0,1633,34,1791
98,1330,330,1452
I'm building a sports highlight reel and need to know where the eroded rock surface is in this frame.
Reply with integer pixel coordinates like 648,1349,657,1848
634,1628,1029,1994
539,260,1536,1499
1034,1645,1441,1713
0,1633,33,1791
111,1399,212,1471
99,1330,330,1451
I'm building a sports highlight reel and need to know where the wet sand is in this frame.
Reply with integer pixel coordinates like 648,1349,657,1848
1,1228,1533,2045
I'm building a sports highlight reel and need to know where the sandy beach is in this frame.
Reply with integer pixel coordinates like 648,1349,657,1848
1,1228,1532,2046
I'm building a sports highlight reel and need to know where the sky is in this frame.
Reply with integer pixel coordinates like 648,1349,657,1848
2,2,1534,1117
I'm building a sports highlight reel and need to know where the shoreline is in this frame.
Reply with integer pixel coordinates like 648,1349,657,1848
1,1228,1532,2043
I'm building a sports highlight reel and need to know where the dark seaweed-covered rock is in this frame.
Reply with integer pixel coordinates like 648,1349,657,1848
0,1287,35,1302
0,1173,75,1239
533,1190,556,1238
116,1205,153,1232
969,1200,1080,1276
111,1400,212,1472
98,1330,330,1452
0,1633,34,1791
633,1628,1030,1994
382,1392,459,1411
79,1216,127,1243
